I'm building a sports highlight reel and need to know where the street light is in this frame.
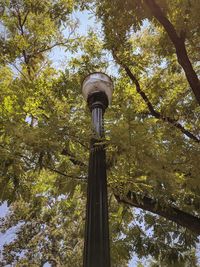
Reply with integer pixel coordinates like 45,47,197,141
82,72,113,267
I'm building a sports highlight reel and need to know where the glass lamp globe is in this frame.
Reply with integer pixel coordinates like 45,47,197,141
82,72,113,104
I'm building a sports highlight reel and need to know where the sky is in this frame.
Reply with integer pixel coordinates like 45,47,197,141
49,10,98,70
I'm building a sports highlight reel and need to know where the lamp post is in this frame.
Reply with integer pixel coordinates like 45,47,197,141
82,73,113,267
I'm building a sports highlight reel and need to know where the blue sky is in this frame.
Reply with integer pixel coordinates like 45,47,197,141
49,10,98,70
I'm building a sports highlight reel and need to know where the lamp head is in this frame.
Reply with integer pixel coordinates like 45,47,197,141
82,72,113,105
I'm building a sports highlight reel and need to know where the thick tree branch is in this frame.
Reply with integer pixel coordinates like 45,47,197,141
144,0,200,106
115,191,200,235
124,65,200,143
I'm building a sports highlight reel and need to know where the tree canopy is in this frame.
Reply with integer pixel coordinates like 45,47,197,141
0,0,200,266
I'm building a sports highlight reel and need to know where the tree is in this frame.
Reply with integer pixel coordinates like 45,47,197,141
0,0,200,266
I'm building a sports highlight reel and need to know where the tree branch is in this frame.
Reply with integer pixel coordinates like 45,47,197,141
15,7,31,76
32,42,69,56
21,10,29,27
31,26,76,57
46,166,86,181
124,65,200,143
115,191,200,235
144,0,200,106
61,148,87,167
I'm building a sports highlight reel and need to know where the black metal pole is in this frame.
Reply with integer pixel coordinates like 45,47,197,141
83,92,110,267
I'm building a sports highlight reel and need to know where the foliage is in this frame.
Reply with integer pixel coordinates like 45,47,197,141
0,0,200,266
